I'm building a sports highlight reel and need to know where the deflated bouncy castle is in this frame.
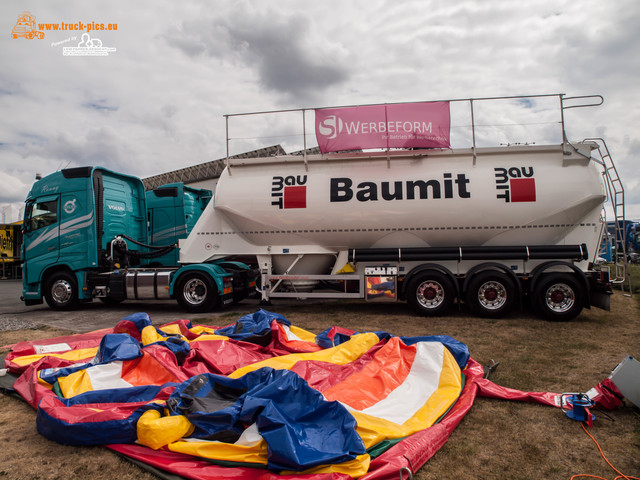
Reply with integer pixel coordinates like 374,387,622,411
0,310,623,479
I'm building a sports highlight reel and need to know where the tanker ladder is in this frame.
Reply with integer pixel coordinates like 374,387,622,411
584,137,632,297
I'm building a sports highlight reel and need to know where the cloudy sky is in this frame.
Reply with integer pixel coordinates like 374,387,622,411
1,0,639,222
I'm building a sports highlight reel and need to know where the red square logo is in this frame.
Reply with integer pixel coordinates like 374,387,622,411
284,186,307,209
509,178,536,202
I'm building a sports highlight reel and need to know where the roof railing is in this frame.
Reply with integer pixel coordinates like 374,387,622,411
224,93,605,168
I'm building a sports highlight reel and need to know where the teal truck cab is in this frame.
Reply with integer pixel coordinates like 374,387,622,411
146,183,212,267
21,166,255,312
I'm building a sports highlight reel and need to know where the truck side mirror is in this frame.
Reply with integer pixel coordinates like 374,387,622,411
22,202,33,232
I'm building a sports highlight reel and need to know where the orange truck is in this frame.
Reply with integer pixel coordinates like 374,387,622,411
11,12,44,39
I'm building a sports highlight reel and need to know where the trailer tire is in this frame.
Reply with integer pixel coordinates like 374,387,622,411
465,271,516,318
533,273,584,321
406,271,455,316
175,272,218,313
44,272,79,310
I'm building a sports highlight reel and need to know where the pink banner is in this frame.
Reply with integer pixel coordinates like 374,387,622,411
315,102,450,153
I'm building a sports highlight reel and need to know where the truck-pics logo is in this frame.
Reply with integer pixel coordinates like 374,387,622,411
495,167,536,202
62,33,117,56
11,11,44,39
271,175,307,209
12,10,118,57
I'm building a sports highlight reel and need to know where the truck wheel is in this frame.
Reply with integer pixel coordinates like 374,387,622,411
44,272,79,310
465,271,515,318
176,272,218,313
534,273,584,321
406,271,455,316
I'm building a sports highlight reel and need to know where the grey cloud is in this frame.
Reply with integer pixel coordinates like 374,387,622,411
82,101,119,113
163,6,350,102
25,127,130,174
0,171,28,204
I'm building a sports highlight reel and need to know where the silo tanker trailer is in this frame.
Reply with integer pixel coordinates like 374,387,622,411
179,94,625,320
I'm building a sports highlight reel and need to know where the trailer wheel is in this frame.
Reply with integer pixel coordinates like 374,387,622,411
176,272,218,313
44,272,79,310
465,271,516,318
534,273,584,321
407,271,455,316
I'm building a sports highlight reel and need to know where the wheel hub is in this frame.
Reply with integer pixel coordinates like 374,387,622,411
477,281,507,310
423,287,437,300
183,278,207,305
484,288,498,301
545,283,575,313
51,280,73,304
417,281,444,308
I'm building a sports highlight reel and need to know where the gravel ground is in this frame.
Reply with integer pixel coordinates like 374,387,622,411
0,317,44,332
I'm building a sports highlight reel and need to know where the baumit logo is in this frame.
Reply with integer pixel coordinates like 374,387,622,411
271,175,307,209
494,167,536,203
317,116,343,140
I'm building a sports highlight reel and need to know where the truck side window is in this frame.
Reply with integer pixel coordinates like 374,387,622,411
29,200,58,231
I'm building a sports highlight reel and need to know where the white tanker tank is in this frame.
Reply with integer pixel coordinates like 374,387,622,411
183,143,603,254
179,97,622,321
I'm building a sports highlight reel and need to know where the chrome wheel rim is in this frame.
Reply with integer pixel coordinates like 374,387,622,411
416,280,445,309
183,278,207,305
544,283,575,313
477,281,507,310
51,279,73,305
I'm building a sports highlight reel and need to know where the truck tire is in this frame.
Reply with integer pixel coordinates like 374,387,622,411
175,272,218,313
406,271,455,316
44,272,79,310
533,273,584,321
465,271,516,318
